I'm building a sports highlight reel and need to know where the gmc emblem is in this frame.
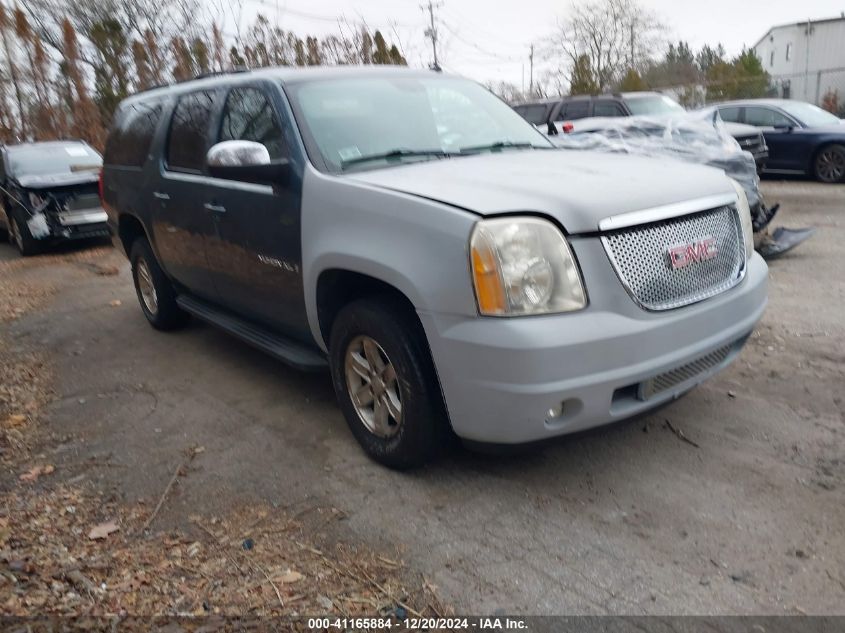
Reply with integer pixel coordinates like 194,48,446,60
668,236,718,270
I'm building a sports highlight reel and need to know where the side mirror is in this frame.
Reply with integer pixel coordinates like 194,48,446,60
206,140,289,185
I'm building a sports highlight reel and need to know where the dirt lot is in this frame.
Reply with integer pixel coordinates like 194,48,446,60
1,180,844,616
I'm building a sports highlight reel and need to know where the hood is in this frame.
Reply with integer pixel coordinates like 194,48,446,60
15,171,99,190
804,123,845,135
346,149,734,233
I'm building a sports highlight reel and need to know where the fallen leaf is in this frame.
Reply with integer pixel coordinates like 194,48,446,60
109,300,122,307
94,264,120,276
3,414,27,427
19,464,55,482
88,520,119,540
275,569,304,584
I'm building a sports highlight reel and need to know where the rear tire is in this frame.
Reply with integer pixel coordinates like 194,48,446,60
814,144,845,183
329,296,450,469
130,238,189,330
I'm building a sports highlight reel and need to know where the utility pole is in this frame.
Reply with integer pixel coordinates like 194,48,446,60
422,1,441,70
528,44,534,96
804,18,812,101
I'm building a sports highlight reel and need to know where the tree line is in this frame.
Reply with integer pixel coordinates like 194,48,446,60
504,0,770,105
0,0,407,148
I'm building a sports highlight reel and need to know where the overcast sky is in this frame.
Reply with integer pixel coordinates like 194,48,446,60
231,0,845,88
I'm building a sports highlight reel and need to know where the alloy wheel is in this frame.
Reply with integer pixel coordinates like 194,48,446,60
344,335,402,438
135,257,158,315
816,148,845,183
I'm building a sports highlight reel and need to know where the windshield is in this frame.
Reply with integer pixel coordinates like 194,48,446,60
626,95,686,117
7,143,102,177
285,75,552,173
778,101,841,127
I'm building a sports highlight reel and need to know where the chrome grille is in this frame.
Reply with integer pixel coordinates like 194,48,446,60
638,343,734,400
601,205,745,311
736,133,766,156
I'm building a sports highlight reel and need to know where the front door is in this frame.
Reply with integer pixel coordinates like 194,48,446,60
202,84,309,340
743,106,802,172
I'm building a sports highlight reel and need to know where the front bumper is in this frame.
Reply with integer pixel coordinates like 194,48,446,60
419,246,768,444
35,210,111,242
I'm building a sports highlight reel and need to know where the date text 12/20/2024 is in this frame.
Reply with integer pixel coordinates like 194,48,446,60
307,617,528,630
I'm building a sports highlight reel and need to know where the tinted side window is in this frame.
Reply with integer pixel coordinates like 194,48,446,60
104,100,163,167
744,107,793,128
516,104,550,125
167,91,216,171
559,101,590,120
218,87,285,159
593,101,624,117
718,107,742,123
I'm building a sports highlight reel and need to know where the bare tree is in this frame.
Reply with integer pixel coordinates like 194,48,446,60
0,3,27,138
548,0,664,92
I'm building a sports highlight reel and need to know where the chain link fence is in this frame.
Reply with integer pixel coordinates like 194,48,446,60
655,67,845,113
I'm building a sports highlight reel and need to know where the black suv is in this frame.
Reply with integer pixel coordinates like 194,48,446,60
513,92,769,168
0,141,108,255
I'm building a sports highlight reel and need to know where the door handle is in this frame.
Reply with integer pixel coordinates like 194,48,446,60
203,202,227,214
152,191,170,201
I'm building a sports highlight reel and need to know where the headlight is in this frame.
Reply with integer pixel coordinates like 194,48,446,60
729,179,754,260
28,192,46,208
470,217,586,316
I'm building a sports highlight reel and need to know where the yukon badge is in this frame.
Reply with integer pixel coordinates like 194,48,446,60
668,236,717,270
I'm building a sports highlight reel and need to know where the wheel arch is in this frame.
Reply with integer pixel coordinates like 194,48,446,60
314,267,422,351
117,213,150,256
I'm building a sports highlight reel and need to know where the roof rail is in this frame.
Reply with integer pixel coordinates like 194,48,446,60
192,67,250,81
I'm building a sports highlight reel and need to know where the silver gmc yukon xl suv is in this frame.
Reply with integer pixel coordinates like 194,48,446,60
102,67,768,468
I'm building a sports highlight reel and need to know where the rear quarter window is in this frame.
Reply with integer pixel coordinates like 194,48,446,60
718,107,742,123
104,100,163,167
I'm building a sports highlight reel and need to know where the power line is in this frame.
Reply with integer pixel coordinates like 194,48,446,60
437,20,520,63
243,0,422,29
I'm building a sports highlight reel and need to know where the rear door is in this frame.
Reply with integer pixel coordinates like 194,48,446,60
202,83,309,339
152,89,221,300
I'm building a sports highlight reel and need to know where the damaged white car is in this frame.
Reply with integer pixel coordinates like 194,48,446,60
0,140,109,256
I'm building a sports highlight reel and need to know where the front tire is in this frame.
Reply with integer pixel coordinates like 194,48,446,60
329,297,450,469
814,144,845,183
130,238,189,330
9,212,42,256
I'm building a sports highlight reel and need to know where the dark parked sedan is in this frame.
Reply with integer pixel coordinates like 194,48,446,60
714,99,845,183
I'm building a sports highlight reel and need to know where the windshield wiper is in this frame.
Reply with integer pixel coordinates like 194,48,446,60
458,141,542,154
341,148,453,170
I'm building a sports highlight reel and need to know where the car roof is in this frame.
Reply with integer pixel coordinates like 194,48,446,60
714,99,795,108
514,91,668,107
619,91,665,99
4,140,91,153
121,65,449,106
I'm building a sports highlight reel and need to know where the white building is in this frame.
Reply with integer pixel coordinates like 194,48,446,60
753,15,845,106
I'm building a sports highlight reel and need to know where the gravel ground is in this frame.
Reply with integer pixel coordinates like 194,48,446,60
1,179,843,616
